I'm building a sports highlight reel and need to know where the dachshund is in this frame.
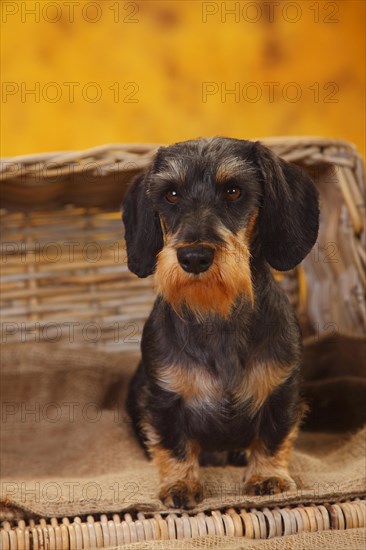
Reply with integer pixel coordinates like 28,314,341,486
122,137,319,509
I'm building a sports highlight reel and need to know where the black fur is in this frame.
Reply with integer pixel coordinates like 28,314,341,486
123,174,164,277
254,143,320,271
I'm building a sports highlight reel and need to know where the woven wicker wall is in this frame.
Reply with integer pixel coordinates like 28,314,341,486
1,137,365,354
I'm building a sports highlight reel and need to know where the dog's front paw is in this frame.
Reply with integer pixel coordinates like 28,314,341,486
159,480,204,509
243,475,296,496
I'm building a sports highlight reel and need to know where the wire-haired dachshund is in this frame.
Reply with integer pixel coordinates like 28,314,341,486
122,137,319,509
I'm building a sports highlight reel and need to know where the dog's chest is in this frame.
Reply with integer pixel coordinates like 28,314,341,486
160,362,257,451
154,341,264,451
156,360,245,410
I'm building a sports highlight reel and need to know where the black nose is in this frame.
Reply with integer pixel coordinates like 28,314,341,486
177,245,215,274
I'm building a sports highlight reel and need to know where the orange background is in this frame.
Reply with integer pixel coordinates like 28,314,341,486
1,0,365,156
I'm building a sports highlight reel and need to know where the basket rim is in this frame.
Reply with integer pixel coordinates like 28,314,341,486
0,136,358,166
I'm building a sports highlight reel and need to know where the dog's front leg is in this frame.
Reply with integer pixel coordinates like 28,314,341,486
243,422,298,496
151,440,203,509
141,413,203,508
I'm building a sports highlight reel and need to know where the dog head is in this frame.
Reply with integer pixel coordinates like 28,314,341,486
123,137,319,317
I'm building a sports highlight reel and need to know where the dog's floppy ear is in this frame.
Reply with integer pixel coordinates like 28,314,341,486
253,141,319,271
122,173,164,278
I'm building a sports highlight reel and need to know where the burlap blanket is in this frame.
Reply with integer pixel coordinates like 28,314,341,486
1,334,365,521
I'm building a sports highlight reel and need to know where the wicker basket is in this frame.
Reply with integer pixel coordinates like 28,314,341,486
1,137,365,548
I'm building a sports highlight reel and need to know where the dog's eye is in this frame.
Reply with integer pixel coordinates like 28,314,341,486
224,186,241,201
165,190,179,204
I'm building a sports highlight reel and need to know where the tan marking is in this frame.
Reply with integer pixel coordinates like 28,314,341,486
215,157,255,184
245,210,258,242
139,416,201,484
233,361,293,417
139,402,203,507
154,226,253,318
152,440,203,507
153,440,200,486
156,363,222,405
243,407,305,494
139,411,161,449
